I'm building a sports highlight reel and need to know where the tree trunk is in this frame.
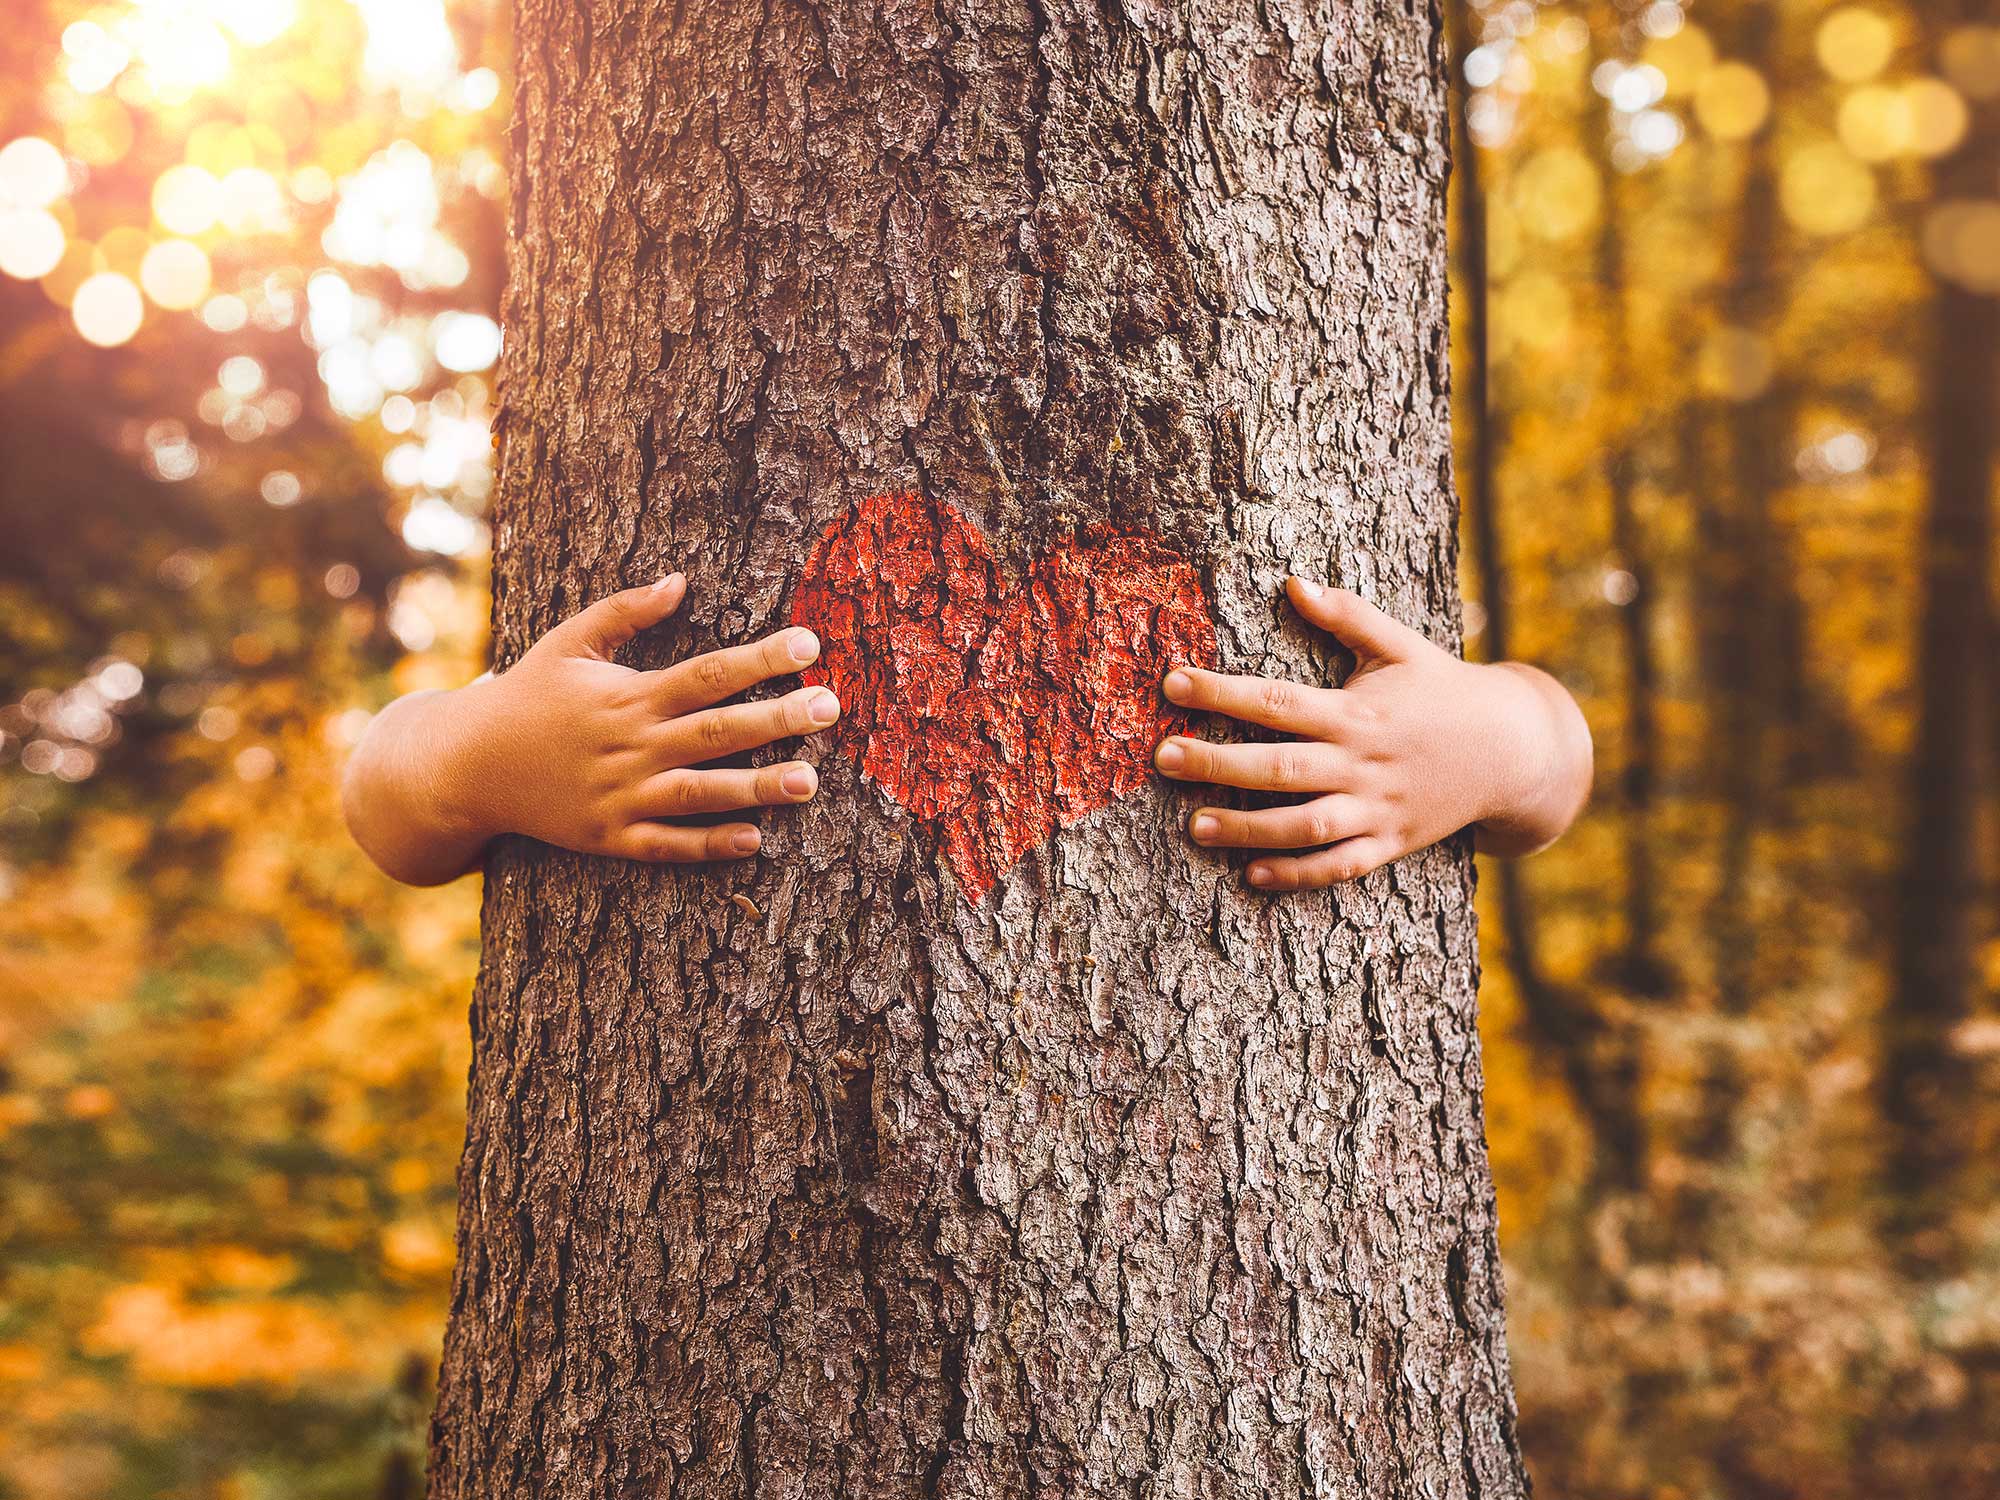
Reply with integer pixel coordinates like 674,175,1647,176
1593,148,1665,1014
428,3,1527,1497
1698,6,1787,1029
1882,0,1997,1270
1450,0,1620,1194
1683,5,1807,1236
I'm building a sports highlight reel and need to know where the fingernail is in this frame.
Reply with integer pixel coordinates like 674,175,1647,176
651,574,676,592
789,628,821,663
733,828,762,854
782,766,814,796
1163,670,1193,702
1155,739,1185,773
1248,863,1274,887
1190,811,1219,842
1290,576,1323,598
808,689,840,725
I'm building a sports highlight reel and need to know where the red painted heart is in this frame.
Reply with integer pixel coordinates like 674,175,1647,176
793,493,1217,902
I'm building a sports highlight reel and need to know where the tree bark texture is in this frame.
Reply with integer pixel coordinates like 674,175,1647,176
429,2,1526,1497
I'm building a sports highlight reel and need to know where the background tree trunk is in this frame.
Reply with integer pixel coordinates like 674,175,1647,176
1450,0,1619,1196
1881,0,1997,1271
427,2,1527,1496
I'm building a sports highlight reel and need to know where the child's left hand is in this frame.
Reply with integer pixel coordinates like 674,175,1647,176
1154,577,1593,890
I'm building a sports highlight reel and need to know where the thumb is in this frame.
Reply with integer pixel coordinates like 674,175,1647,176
562,573,687,656
1285,578,1427,662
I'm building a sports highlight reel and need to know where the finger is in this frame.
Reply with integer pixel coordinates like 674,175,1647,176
663,686,841,765
635,762,817,819
1247,837,1394,891
1154,735,1341,792
612,819,764,864
1285,580,1429,663
1188,794,1365,851
563,574,687,656
647,626,822,717
1161,666,1339,735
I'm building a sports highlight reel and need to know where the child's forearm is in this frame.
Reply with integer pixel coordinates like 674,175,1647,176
1468,661,1593,859
340,682,498,886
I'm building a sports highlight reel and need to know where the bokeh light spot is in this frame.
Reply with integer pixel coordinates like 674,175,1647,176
0,209,67,280
1781,143,1878,236
260,470,303,507
219,355,266,396
1512,147,1601,242
1904,78,1969,159
71,271,144,347
1838,86,1912,162
0,137,70,209
201,292,249,332
433,312,501,372
153,164,221,235
1924,200,2000,294
1817,7,1897,83
139,239,212,308
1695,63,1771,140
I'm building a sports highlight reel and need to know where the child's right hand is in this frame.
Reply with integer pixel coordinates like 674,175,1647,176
340,573,840,885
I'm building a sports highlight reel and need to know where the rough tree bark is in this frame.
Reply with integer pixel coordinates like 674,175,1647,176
428,2,1527,1496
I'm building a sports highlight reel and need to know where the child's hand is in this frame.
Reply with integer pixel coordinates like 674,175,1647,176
341,573,839,885
1154,577,1592,891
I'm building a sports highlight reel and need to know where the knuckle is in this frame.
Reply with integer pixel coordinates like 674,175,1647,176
1301,810,1336,846
697,712,735,753
658,770,698,814
1258,681,1296,717
693,654,733,694
1271,751,1311,789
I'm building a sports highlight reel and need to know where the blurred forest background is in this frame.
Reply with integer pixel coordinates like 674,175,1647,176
0,0,1994,1495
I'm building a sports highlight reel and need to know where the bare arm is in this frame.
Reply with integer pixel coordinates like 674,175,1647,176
339,681,499,886
340,573,840,886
